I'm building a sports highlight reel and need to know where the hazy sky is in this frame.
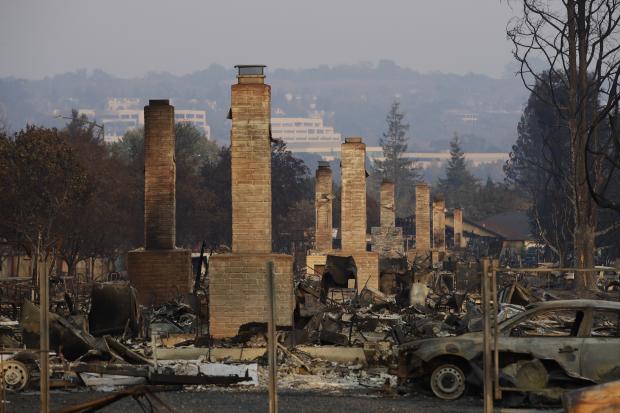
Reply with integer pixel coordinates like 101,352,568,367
0,0,517,79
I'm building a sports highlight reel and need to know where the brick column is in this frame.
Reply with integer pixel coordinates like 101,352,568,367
128,99,191,305
415,183,430,252
315,161,333,252
341,137,367,252
380,180,395,228
144,100,175,250
209,66,293,338
453,207,464,248
432,199,446,251
371,179,403,264
231,71,272,253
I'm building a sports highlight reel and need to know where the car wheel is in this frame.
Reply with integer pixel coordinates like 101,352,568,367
430,363,466,400
2,360,30,392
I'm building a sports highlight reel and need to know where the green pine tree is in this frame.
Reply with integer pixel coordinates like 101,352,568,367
373,100,421,217
438,133,478,212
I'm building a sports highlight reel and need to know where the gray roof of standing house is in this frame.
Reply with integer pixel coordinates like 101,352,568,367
477,211,532,241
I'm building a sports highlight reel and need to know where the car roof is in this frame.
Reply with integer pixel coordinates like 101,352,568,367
525,299,620,311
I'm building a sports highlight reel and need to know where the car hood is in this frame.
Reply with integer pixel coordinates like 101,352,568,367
397,332,483,361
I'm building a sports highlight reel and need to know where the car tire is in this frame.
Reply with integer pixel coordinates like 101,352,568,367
429,363,466,400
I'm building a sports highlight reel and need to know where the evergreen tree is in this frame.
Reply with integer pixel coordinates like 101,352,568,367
438,133,479,211
505,73,575,266
373,100,421,217
271,139,313,252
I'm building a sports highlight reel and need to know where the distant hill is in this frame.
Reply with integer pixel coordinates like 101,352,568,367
0,60,527,152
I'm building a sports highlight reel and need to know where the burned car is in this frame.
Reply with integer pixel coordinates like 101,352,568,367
396,300,620,400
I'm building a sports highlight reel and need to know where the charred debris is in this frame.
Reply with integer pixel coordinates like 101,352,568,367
1,249,619,407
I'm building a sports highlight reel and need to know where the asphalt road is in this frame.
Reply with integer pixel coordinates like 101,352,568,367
5,388,484,413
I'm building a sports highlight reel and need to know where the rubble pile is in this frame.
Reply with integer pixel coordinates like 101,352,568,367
1,259,619,410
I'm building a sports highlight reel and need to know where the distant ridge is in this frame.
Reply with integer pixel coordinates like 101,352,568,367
0,61,527,151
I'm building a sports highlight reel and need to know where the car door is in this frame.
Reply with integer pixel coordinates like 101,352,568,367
499,308,585,378
579,309,620,382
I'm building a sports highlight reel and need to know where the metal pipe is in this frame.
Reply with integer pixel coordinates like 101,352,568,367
481,258,492,413
267,262,278,413
494,267,599,272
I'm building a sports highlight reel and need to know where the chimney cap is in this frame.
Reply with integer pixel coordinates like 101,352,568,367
345,137,363,143
318,161,331,168
149,99,170,106
235,65,266,76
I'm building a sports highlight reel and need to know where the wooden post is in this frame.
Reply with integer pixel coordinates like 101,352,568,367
267,262,278,413
481,257,492,413
38,232,49,413
492,265,501,400
1,358,6,413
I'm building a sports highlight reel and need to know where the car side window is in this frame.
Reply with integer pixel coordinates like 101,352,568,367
590,311,620,337
510,309,583,337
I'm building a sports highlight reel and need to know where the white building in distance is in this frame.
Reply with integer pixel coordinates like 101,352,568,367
271,116,341,153
79,99,211,142
175,110,210,139
290,144,508,166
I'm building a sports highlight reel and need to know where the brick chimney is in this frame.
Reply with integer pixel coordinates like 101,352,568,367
128,99,192,305
208,65,294,338
231,65,271,253
415,183,430,252
144,99,176,250
315,161,333,252
341,137,367,252
380,179,395,228
453,207,464,248
432,198,446,251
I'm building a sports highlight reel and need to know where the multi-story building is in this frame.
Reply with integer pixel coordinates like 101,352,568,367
270,116,341,153
175,110,211,139
79,99,211,143
100,109,143,142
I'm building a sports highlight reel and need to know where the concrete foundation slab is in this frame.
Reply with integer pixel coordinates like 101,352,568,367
156,347,267,361
298,346,367,365
155,345,367,365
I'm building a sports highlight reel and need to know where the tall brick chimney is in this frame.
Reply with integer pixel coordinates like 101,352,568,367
380,180,395,228
208,65,294,339
144,99,176,250
415,183,430,252
128,99,192,305
453,207,464,248
432,198,446,251
315,161,333,252
341,137,367,252
231,65,271,254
